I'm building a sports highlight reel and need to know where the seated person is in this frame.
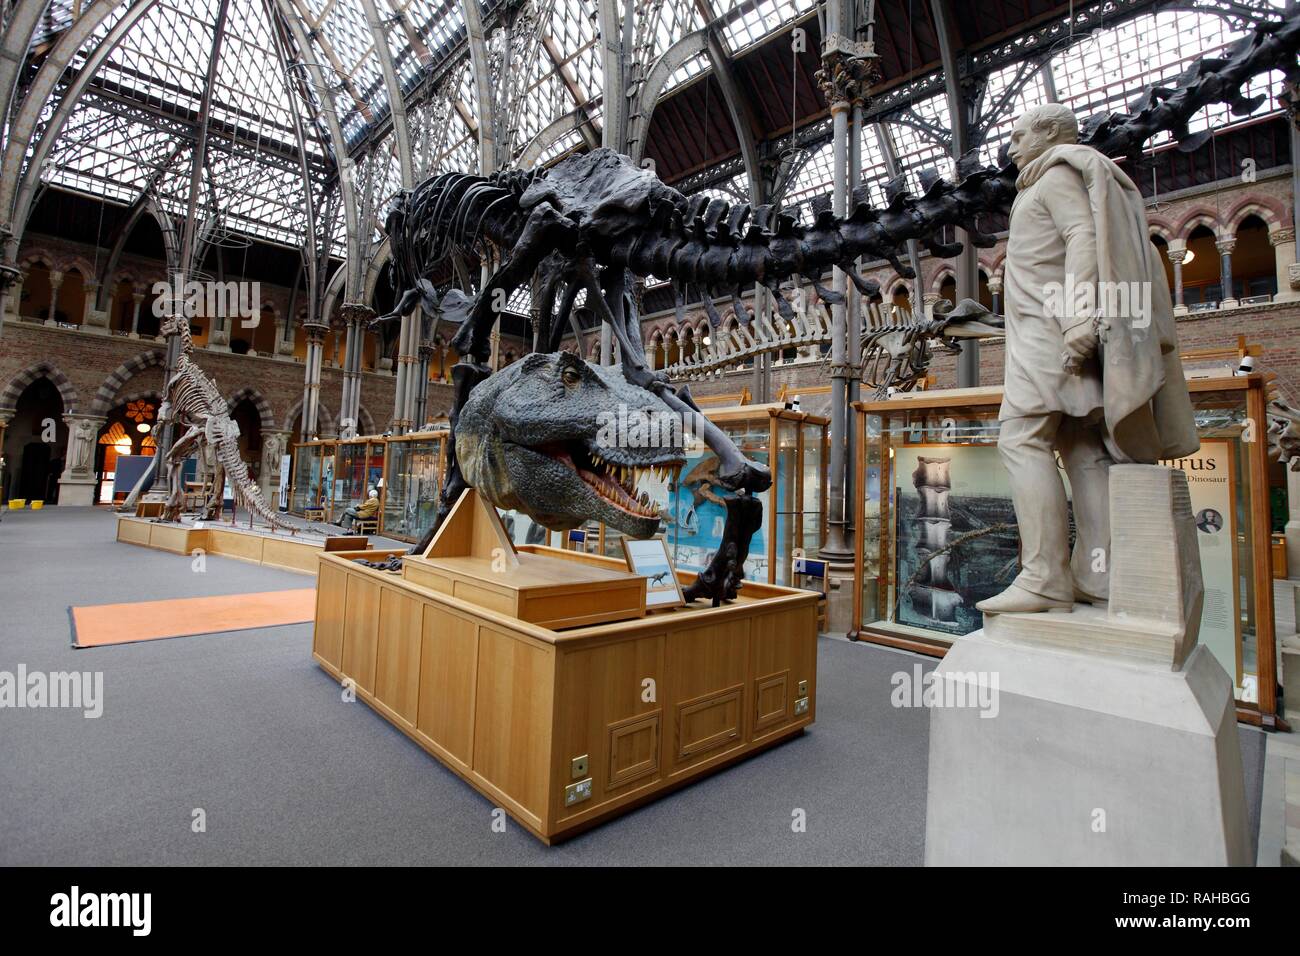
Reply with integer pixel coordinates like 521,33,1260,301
341,488,380,531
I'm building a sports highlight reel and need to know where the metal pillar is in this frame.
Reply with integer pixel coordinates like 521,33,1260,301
931,0,981,387
816,2,877,561
157,0,231,492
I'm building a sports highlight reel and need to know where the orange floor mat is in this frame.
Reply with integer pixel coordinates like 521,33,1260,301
71,588,317,647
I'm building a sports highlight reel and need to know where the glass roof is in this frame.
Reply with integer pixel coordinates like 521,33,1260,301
16,0,1292,261
780,7,1290,216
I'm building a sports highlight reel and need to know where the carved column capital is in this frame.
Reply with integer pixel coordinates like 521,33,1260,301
1166,248,1188,265
1269,227,1295,246
336,302,376,326
1215,236,1237,255
815,35,880,108
304,322,328,345
0,260,21,293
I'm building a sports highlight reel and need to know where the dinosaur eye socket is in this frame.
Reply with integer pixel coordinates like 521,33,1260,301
561,366,581,386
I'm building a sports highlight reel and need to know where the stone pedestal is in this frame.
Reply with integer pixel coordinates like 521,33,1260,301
925,465,1250,866
81,309,111,336
56,477,98,506
1283,645,1300,719
925,633,1249,866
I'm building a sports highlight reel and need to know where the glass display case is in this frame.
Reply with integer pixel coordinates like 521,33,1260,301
574,404,827,585
666,404,828,587
335,438,386,517
289,440,337,517
380,431,448,543
852,373,1279,725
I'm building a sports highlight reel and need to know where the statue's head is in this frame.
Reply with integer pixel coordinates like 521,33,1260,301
1008,104,1079,167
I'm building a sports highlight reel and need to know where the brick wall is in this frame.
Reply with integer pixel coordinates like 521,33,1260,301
0,319,456,433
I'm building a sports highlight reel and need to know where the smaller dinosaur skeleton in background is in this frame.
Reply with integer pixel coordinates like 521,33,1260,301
860,298,1003,398
123,315,291,530
664,290,1001,398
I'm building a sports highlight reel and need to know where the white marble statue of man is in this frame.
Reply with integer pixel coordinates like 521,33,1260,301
976,104,1199,615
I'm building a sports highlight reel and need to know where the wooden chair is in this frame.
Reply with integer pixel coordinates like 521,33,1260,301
353,517,379,535
792,556,831,632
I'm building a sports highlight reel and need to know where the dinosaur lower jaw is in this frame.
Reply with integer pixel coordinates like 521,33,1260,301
535,441,682,521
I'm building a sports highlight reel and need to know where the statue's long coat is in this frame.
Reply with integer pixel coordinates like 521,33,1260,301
1004,143,1199,462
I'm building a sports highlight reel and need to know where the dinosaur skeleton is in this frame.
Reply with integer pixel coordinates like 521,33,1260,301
376,13,1299,562
122,314,290,531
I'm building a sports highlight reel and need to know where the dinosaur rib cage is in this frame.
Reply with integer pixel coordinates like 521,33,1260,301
662,302,978,397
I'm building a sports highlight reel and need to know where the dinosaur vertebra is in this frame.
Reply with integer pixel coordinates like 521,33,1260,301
665,296,1003,397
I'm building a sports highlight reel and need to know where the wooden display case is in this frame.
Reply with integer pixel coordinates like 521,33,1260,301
311,541,820,843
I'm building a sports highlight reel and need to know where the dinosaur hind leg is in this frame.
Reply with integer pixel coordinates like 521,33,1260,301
161,425,202,522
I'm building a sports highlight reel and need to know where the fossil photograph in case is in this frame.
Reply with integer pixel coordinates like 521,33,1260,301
893,444,1033,636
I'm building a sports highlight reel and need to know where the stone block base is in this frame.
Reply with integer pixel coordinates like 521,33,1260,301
55,477,97,506
925,629,1250,866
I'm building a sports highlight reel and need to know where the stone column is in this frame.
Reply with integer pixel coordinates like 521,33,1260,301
129,291,145,338
274,314,296,357
259,429,292,505
414,343,434,429
336,303,371,435
1166,241,1189,316
81,281,110,334
301,323,327,439
1270,226,1298,303
1216,235,1237,309
44,270,64,326
58,414,107,505
922,291,942,318
988,274,1003,316
2,264,23,324
206,311,231,351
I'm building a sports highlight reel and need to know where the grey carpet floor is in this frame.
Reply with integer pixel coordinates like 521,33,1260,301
0,507,1265,865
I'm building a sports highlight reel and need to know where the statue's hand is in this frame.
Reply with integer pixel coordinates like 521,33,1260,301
1061,320,1098,374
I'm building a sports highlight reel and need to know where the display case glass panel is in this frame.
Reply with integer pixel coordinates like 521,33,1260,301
663,406,827,586
290,441,336,515
381,433,446,542
335,439,386,517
